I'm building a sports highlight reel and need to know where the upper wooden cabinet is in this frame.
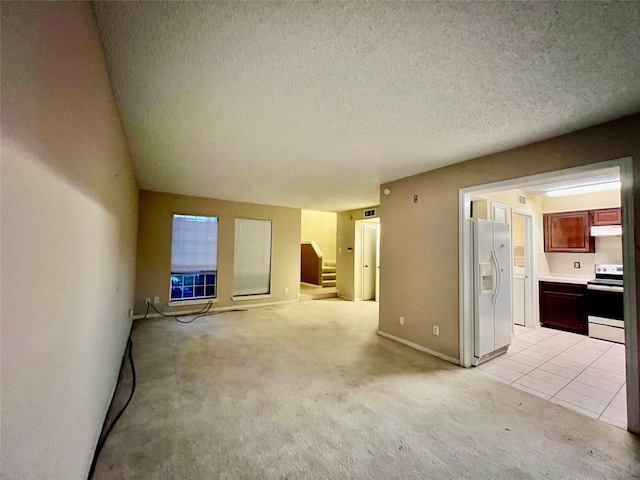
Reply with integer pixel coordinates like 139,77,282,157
591,208,621,226
544,210,595,253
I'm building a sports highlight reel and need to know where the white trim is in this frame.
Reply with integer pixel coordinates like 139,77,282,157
134,299,298,320
459,190,473,367
377,330,460,365
232,294,271,301
168,298,218,307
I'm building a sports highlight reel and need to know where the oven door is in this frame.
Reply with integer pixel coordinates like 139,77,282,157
587,285,623,321
587,284,624,343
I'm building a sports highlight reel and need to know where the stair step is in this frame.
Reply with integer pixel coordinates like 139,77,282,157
299,291,337,301
322,280,336,287
322,266,336,273
322,273,336,280
324,260,336,267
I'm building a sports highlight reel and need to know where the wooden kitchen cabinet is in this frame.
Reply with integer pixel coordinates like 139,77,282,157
591,208,621,226
539,281,588,335
543,211,595,253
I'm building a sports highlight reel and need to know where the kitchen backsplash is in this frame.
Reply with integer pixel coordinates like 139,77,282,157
541,236,623,277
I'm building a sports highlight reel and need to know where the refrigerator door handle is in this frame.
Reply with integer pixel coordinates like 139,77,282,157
491,248,501,306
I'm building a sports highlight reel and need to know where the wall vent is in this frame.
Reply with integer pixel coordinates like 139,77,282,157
517,194,527,206
364,209,376,217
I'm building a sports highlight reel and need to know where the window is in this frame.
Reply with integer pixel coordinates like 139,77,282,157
170,214,218,302
233,219,272,297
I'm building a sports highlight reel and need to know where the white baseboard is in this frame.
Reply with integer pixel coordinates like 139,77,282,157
133,299,298,320
338,294,357,301
377,330,460,365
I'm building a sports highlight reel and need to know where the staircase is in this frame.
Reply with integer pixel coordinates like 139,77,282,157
321,260,336,287
300,243,337,300
299,259,338,301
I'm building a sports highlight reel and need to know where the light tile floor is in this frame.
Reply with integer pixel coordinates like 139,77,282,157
476,325,627,429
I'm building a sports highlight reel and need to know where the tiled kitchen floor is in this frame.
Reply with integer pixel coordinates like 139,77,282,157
476,325,627,429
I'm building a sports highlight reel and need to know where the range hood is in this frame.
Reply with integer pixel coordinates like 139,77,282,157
591,225,622,237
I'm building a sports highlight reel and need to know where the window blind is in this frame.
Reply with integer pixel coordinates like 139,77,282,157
171,215,218,272
233,219,272,296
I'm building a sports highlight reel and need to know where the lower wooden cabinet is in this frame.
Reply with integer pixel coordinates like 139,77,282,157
539,281,587,335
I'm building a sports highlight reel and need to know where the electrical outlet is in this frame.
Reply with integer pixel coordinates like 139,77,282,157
284,287,289,293
399,316,405,326
433,325,439,336
574,262,581,269
145,298,151,305
154,296,160,304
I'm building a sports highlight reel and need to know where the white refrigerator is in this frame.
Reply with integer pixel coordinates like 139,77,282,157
472,218,512,366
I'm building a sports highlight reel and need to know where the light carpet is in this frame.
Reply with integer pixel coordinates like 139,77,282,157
93,299,639,479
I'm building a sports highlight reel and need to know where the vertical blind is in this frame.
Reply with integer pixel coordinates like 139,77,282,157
171,215,218,272
233,219,272,296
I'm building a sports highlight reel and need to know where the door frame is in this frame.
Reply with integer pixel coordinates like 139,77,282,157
361,221,379,301
354,218,380,301
458,156,638,432
511,208,537,328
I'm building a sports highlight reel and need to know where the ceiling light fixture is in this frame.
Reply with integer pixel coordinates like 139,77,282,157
546,181,621,197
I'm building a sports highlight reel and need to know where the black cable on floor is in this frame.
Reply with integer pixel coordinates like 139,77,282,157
142,300,247,324
88,303,245,478
88,332,136,479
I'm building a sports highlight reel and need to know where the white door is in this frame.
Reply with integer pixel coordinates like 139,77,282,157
473,219,496,357
375,225,381,302
492,203,509,223
512,276,526,326
493,221,512,349
511,211,527,326
511,210,534,328
362,223,378,301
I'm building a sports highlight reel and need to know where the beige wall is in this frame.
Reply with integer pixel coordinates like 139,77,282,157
301,210,337,262
1,3,139,478
135,191,301,314
379,114,640,363
512,213,526,247
336,206,379,300
542,189,620,213
543,237,623,277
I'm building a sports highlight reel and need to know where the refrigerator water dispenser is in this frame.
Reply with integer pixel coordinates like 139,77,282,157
479,262,493,294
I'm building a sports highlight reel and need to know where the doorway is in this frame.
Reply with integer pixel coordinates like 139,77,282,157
355,218,380,301
458,157,637,432
511,209,535,329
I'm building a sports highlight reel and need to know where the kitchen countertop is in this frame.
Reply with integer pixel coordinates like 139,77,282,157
538,274,591,285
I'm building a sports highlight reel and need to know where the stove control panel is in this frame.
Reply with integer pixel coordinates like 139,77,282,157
595,264,623,276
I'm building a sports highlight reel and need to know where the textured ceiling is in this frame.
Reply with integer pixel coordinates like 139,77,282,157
93,1,640,212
